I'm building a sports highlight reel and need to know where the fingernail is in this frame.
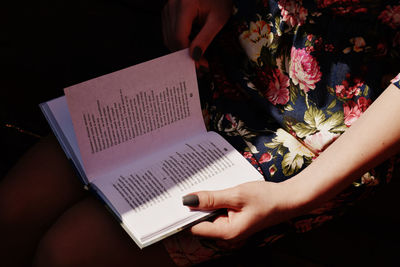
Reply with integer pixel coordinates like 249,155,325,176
192,46,202,61
182,194,199,207
198,65,209,73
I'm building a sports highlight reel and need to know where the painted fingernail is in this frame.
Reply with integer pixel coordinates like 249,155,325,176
198,65,209,73
182,194,199,207
192,46,202,61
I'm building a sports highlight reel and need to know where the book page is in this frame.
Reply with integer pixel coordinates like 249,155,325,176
64,49,205,180
92,131,263,248
40,97,88,184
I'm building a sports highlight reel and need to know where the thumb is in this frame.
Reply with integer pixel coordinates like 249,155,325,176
182,187,239,210
189,13,227,61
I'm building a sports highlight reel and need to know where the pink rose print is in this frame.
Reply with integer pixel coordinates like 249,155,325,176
343,100,361,127
304,130,339,154
259,152,272,164
278,0,308,27
379,5,400,29
335,79,363,99
289,47,322,93
343,97,372,127
266,68,290,105
357,96,371,111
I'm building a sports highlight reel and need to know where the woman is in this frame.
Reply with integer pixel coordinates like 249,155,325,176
1,0,399,266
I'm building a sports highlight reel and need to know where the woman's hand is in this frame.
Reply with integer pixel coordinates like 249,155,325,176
183,180,302,243
184,84,400,244
162,0,233,61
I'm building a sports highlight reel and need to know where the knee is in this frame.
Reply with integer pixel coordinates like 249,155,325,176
33,229,82,267
0,189,28,229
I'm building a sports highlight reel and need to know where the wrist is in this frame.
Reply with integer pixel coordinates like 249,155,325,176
279,172,321,218
256,179,312,225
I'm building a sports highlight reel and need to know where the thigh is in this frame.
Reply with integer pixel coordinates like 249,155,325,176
0,134,86,226
33,195,175,267
0,134,87,266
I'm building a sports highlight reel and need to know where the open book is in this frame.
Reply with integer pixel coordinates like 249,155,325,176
40,49,263,248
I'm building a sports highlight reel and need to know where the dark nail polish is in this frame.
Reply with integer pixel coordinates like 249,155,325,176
192,46,202,61
182,194,199,207
198,65,209,73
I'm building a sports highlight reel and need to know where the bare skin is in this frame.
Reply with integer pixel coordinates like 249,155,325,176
188,84,400,242
161,0,400,243
0,136,87,266
1,1,234,265
1,0,400,265
162,0,233,67
0,136,175,267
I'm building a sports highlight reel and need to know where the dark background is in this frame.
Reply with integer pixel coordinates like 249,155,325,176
1,1,399,266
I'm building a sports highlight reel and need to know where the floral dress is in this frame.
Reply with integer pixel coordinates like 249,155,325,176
164,1,400,265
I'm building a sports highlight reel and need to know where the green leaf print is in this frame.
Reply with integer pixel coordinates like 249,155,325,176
327,99,337,110
363,85,369,96
289,83,298,104
282,152,304,176
284,104,294,111
277,145,286,156
292,122,317,138
331,124,348,134
265,141,280,149
304,105,326,128
318,110,344,131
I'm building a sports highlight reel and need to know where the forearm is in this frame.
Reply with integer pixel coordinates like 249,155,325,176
285,84,400,213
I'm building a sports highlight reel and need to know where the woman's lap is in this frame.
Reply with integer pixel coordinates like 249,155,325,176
33,196,174,267
1,130,394,267
0,135,87,266
0,135,174,266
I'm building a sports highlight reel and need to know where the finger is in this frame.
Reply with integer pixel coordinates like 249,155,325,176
190,215,232,239
189,11,230,59
161,5,170,49
195,56,209,72
162,1,175,50
173,0,198,49
184,187,241,210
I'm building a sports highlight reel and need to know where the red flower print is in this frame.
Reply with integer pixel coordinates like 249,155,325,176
335,79,363,99
259,152,272,164
266,68,290,105
317,0,367,16
357,96,371,112
243,152,253,159
269,165,277,176
379,5,400,29
243,151,258,166
278,0,308,27
343,97,372,127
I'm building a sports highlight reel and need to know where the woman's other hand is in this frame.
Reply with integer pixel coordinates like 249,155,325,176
183,180,303,244
162,0,233,61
